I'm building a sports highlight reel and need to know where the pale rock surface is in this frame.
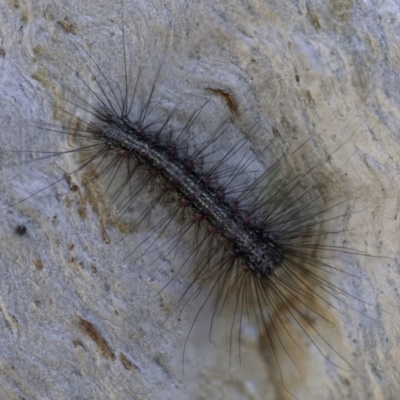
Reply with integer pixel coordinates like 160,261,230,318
0,1,399,399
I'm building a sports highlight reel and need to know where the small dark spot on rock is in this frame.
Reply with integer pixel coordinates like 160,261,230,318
15,225,27,235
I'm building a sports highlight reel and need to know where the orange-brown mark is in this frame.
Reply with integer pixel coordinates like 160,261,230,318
33,259,43,271
310,12,321,30
58,18,75,34
77,192,87,219
78,317,115,361
120,353,140,371
68,256,84,270
100,221,111,244
205,87,239,115
64,174,87,218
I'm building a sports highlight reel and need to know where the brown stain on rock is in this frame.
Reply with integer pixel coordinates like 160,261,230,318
78,317,115,361
58,18,75,34
33,259,43,271
120,353,140,371
64,175,86,219
205,87,239,115
304,90,316,106
68,256,84,271
310,12,321,30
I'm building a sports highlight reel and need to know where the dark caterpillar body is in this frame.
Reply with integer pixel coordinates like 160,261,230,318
79,86,362,363
91,106,285,279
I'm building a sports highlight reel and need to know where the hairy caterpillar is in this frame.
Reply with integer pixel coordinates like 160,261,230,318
0,0,396,400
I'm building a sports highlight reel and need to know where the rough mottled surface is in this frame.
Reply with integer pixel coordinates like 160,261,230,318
0,0,399,399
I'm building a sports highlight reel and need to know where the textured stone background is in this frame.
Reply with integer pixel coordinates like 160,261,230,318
0,0,400,399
